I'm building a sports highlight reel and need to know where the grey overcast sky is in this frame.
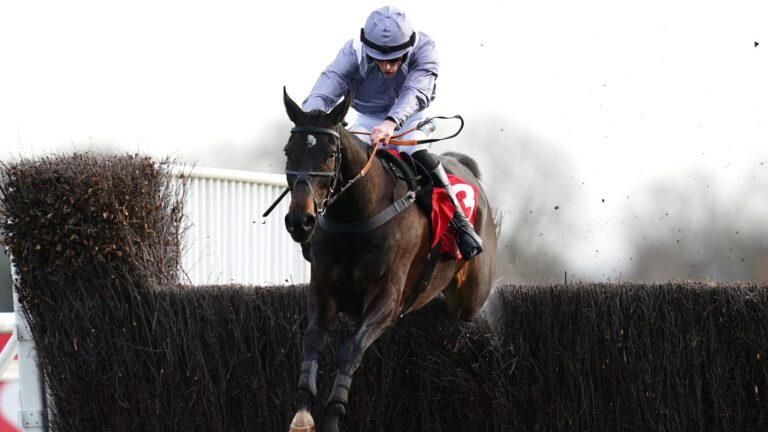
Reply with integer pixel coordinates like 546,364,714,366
1,0,767,279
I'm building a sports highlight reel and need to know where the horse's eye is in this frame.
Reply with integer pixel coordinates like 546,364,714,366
327,152,336,160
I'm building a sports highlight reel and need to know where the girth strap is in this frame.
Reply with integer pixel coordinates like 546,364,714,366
317,189,418,233
399,242,441,317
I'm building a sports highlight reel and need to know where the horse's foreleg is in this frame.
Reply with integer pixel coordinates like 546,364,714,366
322,287,397,432
291,289,337,432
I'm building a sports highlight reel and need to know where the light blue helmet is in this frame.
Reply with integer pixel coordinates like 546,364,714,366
360,6,416,61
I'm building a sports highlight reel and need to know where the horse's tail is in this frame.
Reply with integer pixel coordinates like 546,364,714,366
441,152,481,181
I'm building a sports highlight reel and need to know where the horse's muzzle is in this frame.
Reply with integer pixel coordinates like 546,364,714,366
285,211,316,243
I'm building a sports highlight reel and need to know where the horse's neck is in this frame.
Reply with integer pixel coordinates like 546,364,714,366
331,131,391,219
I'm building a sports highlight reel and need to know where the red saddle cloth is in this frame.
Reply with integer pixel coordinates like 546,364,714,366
382,149,478,259
431,174,478,259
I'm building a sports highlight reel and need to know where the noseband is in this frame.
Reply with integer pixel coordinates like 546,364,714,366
285,126,343,215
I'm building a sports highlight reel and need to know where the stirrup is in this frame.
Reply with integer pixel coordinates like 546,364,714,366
450,211,483,260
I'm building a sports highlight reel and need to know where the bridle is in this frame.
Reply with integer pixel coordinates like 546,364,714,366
264,124,375,219
263,115,464,218
285,126,345,215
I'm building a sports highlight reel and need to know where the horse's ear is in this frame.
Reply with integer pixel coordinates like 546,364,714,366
328,90,353,126
283,86,306,124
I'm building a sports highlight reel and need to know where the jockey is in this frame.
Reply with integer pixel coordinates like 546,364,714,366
302,6,483,260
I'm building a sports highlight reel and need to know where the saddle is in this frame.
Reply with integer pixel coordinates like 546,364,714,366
377,149,478,258
376,149,434,219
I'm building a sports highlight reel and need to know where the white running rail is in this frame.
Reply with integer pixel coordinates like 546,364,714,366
172,166,310,285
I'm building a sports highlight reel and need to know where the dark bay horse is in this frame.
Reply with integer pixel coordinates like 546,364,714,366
282,88,497,432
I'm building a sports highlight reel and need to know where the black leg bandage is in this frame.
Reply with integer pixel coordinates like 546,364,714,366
297,360,319,401
327,373,353,408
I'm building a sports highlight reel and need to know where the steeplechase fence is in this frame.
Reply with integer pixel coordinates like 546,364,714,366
0,156,308,431
0,154,766,431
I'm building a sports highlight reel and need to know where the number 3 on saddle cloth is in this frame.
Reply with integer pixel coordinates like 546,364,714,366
379,148,477,260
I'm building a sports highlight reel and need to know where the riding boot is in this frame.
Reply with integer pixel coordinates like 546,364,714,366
430,162,483,260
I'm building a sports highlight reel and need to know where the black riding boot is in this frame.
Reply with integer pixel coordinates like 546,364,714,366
430,162,483,260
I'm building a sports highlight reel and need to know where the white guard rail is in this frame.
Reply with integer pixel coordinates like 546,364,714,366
172,166,310,285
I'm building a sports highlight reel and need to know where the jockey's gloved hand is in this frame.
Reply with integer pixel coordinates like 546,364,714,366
370,118,397,146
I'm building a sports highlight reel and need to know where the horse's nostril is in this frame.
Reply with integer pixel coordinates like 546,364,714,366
285,214,294,233
302,215,316,231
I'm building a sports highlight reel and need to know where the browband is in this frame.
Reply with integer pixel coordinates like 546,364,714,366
291,126,340,139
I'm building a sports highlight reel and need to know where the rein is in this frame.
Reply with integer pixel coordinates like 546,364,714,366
262,115,464,218
350,114,464,146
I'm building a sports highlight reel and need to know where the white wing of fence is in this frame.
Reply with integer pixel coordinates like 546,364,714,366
171,166,310,286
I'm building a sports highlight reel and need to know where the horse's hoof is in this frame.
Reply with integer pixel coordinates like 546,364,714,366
289,409,315,432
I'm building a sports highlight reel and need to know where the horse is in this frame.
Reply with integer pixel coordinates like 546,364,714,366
282,88,497,432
